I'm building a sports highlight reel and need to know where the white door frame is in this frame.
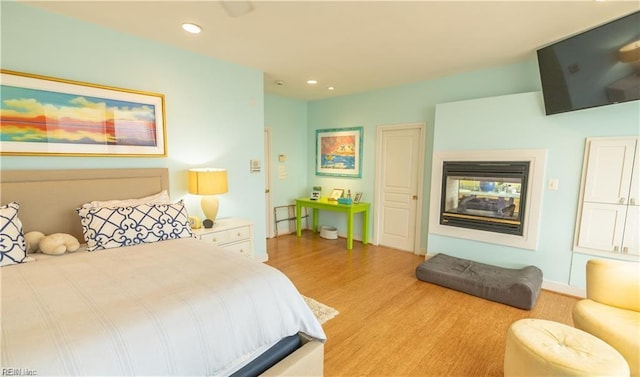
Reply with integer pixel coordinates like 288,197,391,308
373,122,426,254
264,127,274,238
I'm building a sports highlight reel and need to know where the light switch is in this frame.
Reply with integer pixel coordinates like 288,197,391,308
547,178,559,190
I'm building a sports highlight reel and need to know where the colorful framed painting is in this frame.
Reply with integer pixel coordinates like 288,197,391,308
316,126,363,178
0,69,166,157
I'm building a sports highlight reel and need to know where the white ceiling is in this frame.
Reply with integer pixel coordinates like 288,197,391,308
21,1,640,101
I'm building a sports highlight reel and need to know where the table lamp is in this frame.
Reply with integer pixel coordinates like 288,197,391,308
188,168,228,228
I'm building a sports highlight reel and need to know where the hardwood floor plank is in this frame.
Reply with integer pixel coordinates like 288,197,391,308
266,232,579,376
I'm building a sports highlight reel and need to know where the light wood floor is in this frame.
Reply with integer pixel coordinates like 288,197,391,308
266,232,579,377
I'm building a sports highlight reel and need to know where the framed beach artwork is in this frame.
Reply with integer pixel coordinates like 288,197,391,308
315,126,363,178
0,69,166,157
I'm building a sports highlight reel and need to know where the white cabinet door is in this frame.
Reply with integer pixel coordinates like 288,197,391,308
583,138,637,204
629,143,640,206
577,202,626,252
622,205,639,255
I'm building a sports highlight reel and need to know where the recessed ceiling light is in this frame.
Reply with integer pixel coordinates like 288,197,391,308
182,23,202,34
328,86,335,91
307,79,318,85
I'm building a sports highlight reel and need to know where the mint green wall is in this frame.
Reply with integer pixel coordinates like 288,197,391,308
1,3,268,259
264,94,309,233
306,60,542,245
304,58,638,290
431,92,639,288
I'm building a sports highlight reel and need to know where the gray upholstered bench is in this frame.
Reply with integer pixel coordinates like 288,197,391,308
415,253,543,310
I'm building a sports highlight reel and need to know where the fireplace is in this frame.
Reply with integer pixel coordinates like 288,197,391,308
440,161,530,236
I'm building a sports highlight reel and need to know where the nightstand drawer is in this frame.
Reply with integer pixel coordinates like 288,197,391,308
199,231,230,245
227,225,251,242
225,240,252,257
192,218,254,258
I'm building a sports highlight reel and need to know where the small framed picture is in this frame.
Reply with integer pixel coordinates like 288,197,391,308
329,188,344,201
354,192,363,204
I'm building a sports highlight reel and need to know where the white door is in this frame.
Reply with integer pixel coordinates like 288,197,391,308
375,123,425,253
264,128,273,238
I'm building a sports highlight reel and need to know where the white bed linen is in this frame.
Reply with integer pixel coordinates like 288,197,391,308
1,238,325,376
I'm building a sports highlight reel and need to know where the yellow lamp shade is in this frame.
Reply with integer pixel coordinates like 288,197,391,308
188,168,228,195
188,168,228,225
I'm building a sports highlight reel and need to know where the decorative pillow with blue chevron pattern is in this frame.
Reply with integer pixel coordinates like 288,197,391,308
77,200,194,252
1,202,27,267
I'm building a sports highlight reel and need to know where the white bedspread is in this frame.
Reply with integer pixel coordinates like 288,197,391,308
0,238,325,376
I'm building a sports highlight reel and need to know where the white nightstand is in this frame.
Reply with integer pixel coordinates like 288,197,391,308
192,218,254,258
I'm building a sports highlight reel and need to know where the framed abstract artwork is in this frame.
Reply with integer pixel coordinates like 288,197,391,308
0,69,166,157
315,126,363,178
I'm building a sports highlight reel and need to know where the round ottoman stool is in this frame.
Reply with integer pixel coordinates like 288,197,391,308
504,318,629,377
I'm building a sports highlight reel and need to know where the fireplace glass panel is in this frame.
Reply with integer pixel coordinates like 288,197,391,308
444,176,522,219
440,161,529,235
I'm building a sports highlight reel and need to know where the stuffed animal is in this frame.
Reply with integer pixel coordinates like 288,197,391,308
25,231,45,253
24,231,80,255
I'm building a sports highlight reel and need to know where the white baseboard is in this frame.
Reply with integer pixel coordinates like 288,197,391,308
542,280,585,298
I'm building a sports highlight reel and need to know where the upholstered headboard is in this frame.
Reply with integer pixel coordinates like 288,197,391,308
0,168,169,241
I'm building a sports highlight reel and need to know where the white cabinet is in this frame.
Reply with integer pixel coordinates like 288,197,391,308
193,218,254,258
575,137,639,258
583,138,638,204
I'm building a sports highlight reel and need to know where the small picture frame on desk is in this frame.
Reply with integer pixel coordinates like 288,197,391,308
353,192,363,204
310,186,321,200
328,188,344,201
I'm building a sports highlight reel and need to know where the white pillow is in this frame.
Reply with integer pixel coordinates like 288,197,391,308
81,190,170,209
77,200,193,252
0,202,27,267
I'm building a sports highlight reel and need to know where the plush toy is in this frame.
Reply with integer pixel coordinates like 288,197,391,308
24,231,45,254
24,231,80,255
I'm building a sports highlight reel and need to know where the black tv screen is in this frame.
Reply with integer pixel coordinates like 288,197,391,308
537,11,640,115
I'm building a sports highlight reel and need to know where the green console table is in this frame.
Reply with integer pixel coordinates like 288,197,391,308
295,197,370,250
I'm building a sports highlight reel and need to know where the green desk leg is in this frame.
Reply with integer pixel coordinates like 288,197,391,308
296,202,302,237
346,209,354,250
312,208,319,233
362,207,369,245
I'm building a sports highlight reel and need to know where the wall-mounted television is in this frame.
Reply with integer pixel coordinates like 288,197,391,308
537,11,640,115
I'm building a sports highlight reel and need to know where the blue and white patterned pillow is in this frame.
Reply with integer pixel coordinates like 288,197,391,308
1,202,27,267
77,200,194,252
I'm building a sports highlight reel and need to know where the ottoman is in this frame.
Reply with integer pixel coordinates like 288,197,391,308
504,319,629,377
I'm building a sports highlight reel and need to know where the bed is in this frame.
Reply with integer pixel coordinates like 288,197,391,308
0,168,326,376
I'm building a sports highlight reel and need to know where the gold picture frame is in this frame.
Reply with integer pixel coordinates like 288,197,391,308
0,69,167,157
328,188,344,201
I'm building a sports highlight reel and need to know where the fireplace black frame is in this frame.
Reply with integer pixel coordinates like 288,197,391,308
440,161,530,236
